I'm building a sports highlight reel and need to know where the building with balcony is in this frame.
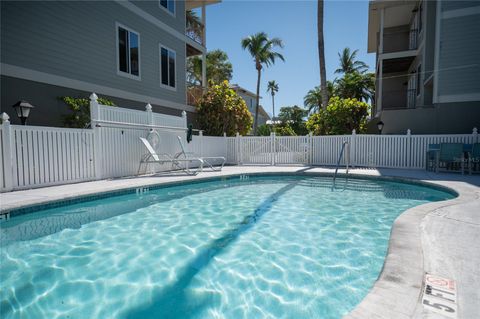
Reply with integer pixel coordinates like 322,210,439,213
368,0,480,134
231,84,271,129
0,0,219,127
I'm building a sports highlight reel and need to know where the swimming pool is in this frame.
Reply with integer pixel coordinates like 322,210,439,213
0,175,454,319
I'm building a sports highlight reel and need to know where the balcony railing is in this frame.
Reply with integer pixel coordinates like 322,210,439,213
382,28,418,53
407,88,417,108
409,29,418,50
187,84,205,107
186,14,205,46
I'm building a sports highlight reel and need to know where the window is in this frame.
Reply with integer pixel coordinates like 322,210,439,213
117,24,140,78
160,46,176,88
160,0,175,14
417,65,422,96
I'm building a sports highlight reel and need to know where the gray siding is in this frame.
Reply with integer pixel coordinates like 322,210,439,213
372,102,480,134
442,0,480,12
438,13,480,96
1,1,186,105
0,76,197,128
131,0,185,33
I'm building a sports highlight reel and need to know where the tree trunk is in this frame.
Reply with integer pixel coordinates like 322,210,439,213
317,0,328,110
254,65,261,135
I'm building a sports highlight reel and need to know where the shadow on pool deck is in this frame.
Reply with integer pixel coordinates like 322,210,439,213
120,182,297,319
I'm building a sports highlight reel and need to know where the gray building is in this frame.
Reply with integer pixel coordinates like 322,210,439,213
0,0,219,127
231,84,270,128
367,0,480,134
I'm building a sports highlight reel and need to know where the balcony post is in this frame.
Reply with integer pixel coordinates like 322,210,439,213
379,8,384,54
202,3,206,47
202,52,207,87
201,3,207,87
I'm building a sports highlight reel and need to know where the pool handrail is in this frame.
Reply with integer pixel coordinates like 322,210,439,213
333,140,350,185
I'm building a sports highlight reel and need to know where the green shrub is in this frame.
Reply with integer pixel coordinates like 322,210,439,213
274,124,297,136
306,96,368,135
257,124,272,136
61,96,115,128
196,80,253,136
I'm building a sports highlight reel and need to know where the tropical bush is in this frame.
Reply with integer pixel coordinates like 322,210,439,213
274,124,297,136
306,97,368,135
61,96,115,128
257,124,272,136
277,105,308,135
196,81,253,136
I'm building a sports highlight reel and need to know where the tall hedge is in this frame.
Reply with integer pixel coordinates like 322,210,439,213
196,81,253,136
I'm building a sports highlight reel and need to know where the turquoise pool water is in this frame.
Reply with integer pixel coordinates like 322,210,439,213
0,175,454,319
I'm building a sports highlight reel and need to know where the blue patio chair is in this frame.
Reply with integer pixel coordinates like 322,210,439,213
426,144,438,171
469,143,480,174
435,143,465,174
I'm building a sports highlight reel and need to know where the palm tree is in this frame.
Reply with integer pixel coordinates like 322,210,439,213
335,72,375,103
304,82,335,113
241,32,284,135
335,47,368,74
267,80,279,128
317,0,328,110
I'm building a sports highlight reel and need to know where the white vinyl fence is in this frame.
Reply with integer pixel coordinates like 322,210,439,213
1,92,478,192
0,122,95,191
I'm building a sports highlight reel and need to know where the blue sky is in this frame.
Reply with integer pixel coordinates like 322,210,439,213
205,0,374,116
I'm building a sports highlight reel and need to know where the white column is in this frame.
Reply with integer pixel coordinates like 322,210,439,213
1,113,13,191
90,93,103,180
379,8,384,54
202,4,206,47
377,8,385,115
201,4,207,87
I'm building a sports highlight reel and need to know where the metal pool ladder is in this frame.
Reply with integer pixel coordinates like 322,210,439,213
333,140,350,185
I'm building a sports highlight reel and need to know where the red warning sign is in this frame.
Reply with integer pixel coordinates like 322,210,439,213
425,274,456,291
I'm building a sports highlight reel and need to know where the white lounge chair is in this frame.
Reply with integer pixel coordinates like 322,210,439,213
176,136,226,171
138,137,204,175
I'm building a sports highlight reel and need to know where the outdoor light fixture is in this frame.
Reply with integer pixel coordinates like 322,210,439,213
12,100,34,125
377,121,384,135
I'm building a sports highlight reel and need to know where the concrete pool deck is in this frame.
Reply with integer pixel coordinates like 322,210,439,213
1,166,479,318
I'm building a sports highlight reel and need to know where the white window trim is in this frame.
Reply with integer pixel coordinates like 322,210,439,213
115,22,141,81
159,0,175,17
159,44,177,91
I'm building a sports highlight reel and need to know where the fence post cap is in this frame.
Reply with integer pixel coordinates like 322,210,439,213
145,103,152,111
236,132,240,137
407,129,411,135
352,129,356,135
89,93,98,102
223,132,227,137
1,112,10,123
199,130,203,136
181,110,187,118
473,127,478,135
